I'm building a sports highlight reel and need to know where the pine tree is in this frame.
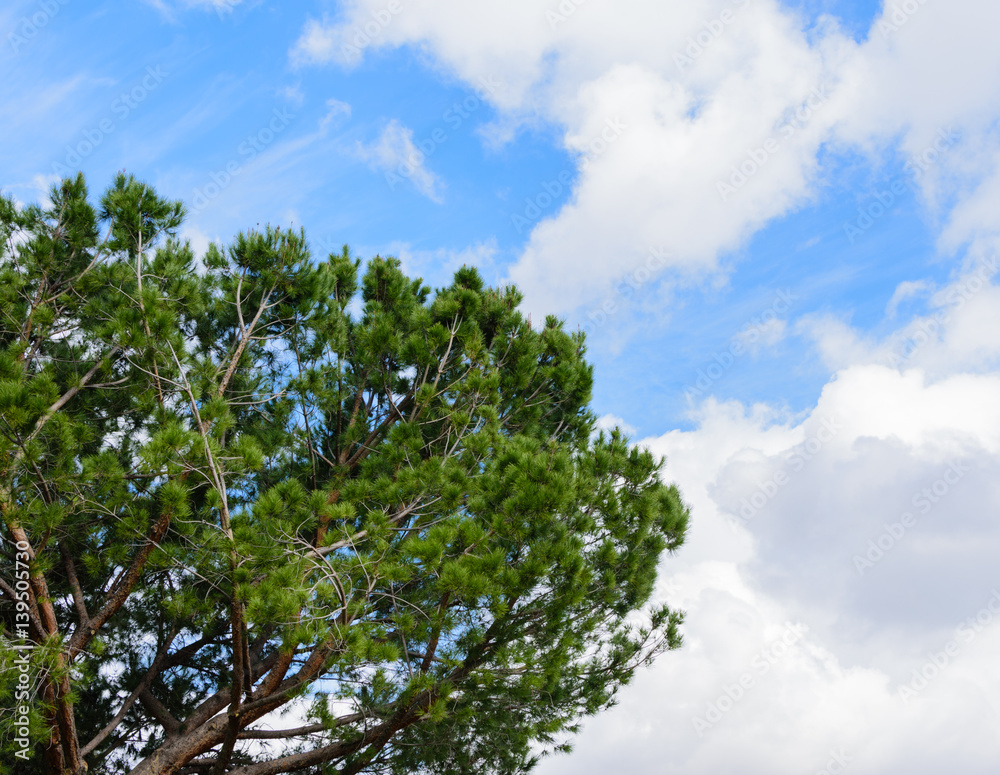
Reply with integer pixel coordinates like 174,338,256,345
0,173,688,775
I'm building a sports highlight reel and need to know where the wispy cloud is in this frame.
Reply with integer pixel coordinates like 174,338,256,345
886,279,933,318
290,5,404,69
142,0,247,22
355,120,444,203
290,17,341,68
320,98,351,131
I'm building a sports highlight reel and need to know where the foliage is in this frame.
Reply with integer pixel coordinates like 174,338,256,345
0,174,688,775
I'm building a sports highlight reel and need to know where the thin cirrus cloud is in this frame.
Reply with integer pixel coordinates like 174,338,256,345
141,0,246,20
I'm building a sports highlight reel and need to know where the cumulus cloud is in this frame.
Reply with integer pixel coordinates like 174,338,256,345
290,0,853,313
291,0,1000,320
539,299,1000,772
355,119,444,202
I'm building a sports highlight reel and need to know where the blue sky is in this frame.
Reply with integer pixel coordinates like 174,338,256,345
5,1,1000,773
3,0,929,435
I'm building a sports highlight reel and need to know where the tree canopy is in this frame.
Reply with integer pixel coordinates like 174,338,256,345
0,173,688,775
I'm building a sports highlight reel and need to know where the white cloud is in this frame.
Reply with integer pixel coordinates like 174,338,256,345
595,413,638,437
179,224,213,262
505,258,1000,773
886,279,932,318
355,120,444,203
291,0,1000,321
799,256,1000,376
290,0,855,314
30,173,61,208
320,98,352,130
290,17,342,68
820,1,1000,257
290,4,406,69
538,314,1000,771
